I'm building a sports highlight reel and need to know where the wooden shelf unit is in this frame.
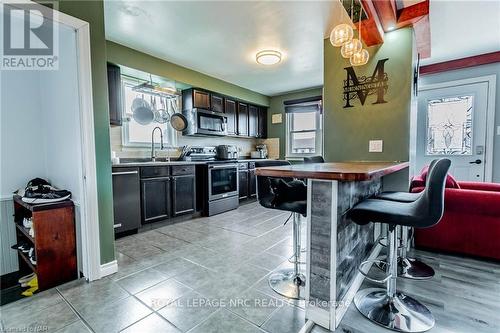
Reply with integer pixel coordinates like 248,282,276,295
13,195,78,291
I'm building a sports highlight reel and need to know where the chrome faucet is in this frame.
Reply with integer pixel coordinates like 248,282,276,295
151,126,164,162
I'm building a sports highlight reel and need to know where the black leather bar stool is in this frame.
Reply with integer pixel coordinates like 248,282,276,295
303,156,325,163
348,158,450,332
255,160,307,300
375,159,438,280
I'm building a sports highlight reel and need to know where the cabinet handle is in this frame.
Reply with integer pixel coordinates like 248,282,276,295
113,223,122,229
112,171,138,176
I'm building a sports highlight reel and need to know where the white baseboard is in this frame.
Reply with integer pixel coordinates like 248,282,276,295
100,260,118,278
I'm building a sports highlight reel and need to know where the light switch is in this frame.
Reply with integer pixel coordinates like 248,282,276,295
369,140,383,153
497,126,500,136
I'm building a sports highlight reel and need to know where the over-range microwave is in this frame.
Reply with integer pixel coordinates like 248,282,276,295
182,108,228,136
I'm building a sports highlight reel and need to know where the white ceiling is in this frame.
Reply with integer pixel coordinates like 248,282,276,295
104,1,339,96
422,0,500,65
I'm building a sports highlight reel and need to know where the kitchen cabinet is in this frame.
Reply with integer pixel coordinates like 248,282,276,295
112,167,141,233
172,175,196,216
193,89,210,109
248,169,256,197
225,98,237,135
257,107,267,138
211,94,224,113
239,170,248,200
237,102,249,136
107,63,123,126
248,105,258,137
141,177,171,224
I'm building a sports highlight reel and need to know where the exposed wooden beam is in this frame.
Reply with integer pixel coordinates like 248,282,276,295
359,0,385,46
420,51,500,75
396,0,429,27
372,0,397,32
413,16,431,59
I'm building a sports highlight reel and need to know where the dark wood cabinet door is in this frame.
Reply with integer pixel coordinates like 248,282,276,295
112,168,141,233
257,107,267,138
237,102,249,136
225,98,237,135
141,177,170,223
107,63,123,126
248,169,256,197
172,175,196,216
239,171,248,200
193,90,210,109
211,94,224,113
248,105,258,137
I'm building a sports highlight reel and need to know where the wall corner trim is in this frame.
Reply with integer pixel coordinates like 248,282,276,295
100,260,118,278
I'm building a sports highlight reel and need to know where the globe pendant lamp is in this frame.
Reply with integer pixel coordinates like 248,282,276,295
341,38,362,58
330,23,353,47
350,49,369,66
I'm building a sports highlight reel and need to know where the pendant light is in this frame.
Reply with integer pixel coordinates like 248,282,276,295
350,4,369,66
340,0,361,57
330,0,353,47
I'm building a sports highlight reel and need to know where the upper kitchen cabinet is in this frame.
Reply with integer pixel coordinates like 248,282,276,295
237,102,249,136
257,107,267,138
225,98,237,135
107,63,123,126
183,88,210,110
210,94,224,112
248,105,258,137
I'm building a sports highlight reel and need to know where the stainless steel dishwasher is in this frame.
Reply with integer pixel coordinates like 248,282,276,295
112,167,141,235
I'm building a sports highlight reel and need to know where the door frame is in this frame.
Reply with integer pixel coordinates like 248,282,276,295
7,0,103,281
411,74,496,182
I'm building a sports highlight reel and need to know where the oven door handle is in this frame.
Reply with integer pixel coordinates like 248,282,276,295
209,164,238,169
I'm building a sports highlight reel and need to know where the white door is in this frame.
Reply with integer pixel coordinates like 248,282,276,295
416,80,489,181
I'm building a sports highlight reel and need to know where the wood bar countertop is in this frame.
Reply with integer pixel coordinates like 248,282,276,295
255,161,409,181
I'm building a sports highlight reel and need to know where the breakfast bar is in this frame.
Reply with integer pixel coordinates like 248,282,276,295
256,161,409,330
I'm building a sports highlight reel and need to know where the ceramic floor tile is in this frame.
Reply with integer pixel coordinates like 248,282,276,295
135,278,192,310
2,299,78,332
261,304,306,333
0,288,64,321
117,267,167,294
226,288,283,326
189,309,263,333
120,313,180,333
83,296,152,333
55,320,92,333
158,291,219,332
152,257,202,279
172,264,219,289
248,252,287,271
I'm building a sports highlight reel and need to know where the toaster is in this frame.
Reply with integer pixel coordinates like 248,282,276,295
216,145,239,160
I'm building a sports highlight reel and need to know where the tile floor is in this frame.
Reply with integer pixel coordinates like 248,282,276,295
1,201,499,333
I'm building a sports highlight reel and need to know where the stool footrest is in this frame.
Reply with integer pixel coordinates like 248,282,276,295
358,260,392,284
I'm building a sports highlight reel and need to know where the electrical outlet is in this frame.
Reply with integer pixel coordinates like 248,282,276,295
369,140,383,153
497,126,500,136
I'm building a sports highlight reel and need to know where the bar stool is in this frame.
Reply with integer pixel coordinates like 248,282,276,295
348,158,450,332
375,159,438,279
255,160,307,300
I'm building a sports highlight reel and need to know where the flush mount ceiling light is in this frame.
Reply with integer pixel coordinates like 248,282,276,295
256,50,282,65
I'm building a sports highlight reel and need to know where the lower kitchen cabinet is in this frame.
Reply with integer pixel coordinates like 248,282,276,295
112,167,141,233
248,169,256,197
172,174,196,216
141,177,171,223
239,170,248,200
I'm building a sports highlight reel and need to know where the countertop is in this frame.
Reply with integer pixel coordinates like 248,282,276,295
112,158,274,168
255,161,409,181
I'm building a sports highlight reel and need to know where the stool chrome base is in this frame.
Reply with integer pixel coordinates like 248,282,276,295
354,288,435,332
375,257,435,280
268,268,306,300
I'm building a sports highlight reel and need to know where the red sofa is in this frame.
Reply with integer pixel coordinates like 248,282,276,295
411,172,500,261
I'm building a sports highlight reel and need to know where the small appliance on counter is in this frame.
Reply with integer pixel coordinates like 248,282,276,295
250,144,268,159
216,145,239,160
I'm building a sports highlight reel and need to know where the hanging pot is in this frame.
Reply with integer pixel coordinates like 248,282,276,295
170,112,188,132
132,95,153,125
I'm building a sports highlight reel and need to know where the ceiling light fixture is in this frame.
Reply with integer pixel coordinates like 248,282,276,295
256,50,282,65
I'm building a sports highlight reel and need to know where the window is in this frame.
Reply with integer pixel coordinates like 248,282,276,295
285,99,323,158
426,95,473,155
121,78,178,147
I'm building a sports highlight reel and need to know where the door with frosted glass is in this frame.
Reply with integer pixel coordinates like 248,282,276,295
416,81,488,181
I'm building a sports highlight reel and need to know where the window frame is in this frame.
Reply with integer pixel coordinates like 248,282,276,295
285,110,323,159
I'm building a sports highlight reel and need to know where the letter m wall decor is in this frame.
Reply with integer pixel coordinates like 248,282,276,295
343,58,389,108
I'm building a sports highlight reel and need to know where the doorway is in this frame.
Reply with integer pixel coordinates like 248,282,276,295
412,75,496,182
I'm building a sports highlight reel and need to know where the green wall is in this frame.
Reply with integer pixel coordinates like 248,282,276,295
55,1,115,264
267,87,323,159
323,28,415,162
106,41,270,107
